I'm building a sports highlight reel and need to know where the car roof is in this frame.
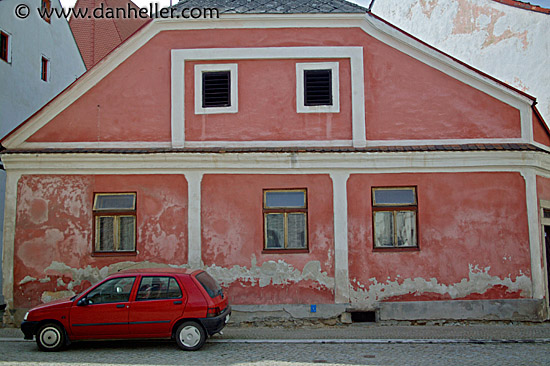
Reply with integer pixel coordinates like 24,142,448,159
114,268,200,276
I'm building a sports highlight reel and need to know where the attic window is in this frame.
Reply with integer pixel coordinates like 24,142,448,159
304,69,332,106
296,62,339,113
195,64,238,114
203,71,230,107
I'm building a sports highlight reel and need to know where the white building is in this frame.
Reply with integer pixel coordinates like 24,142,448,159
355,0,550,124
0,0,86,305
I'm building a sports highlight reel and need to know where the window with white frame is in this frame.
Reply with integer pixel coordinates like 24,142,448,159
194,63,238,114
372,187,418,248
296,62,339,113
263,189,308,250
93,193,136,253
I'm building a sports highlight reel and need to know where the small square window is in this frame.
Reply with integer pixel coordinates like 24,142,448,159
296,62,339,113
202,71,230,108
304,69,332,106
372,187,418,249
0,31,9,63
41,56,49,82
195,64,238,114
263,189,308,251
93,193,136,254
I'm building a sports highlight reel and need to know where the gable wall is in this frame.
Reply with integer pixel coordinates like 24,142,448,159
27,27,522,144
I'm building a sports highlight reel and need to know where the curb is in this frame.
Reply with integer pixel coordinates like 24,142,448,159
208,338,550,344
2,338,550,344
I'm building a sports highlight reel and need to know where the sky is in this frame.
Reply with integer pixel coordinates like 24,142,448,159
59,0,550,11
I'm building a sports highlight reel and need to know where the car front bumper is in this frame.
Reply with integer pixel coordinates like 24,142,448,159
199,305,231,336
21,321,39,340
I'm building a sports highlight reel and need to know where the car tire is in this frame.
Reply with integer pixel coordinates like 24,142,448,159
36,323,65,352
175,321,206,351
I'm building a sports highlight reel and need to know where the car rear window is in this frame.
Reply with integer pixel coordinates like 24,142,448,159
195,271,223,298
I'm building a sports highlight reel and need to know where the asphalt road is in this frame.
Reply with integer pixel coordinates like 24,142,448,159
0,338,549,366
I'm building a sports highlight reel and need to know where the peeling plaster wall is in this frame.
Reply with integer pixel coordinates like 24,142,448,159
201,174,335,305
365,0,550,124
13,175,188,308
347,172,532,307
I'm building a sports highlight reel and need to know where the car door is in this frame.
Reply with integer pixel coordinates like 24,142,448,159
128,276,187,337
70,276,136,338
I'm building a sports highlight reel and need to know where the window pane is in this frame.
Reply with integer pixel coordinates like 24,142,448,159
167,278,183,298
396,211,417,247
265,213,284,248
94,194,135,210
119,216,135,251
265,191,305,208
87,277,135,304
374,211,394,247
136,277,179,301
287,213,306,248
374,188,416,206
196,272,222,298
97,216,115,251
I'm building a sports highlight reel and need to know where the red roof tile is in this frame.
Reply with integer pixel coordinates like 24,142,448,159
69,0,148,69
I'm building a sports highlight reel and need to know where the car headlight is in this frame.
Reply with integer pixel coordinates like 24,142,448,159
23,312,29,321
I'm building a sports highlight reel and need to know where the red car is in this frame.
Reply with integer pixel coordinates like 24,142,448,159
21,268,231,351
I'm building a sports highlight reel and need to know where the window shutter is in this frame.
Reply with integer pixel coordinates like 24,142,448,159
202,71,231,107
304,69,332,106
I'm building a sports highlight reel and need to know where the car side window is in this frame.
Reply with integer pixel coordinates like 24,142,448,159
86,277,135,304
136,276,182,301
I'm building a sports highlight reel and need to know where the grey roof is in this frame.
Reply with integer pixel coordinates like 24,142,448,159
172,0,368,14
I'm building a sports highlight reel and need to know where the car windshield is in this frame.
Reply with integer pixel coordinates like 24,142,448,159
196,272,223,298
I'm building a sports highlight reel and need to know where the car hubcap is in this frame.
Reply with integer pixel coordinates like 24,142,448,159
180,326,200,347
41,328,60,348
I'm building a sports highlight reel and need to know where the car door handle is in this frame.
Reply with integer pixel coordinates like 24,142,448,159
173,301,182,305
116,304,125,308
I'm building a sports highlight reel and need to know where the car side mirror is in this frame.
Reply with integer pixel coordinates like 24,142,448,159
77,297,89,306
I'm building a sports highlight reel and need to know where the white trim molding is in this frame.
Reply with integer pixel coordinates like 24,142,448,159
194,63,238,115
522,169,544,300
186,172,203,268
296,62,340,114
171,46,365,148
331,172,350,303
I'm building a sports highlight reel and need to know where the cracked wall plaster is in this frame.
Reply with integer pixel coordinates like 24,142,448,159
350,264,532,307
368,0,550,124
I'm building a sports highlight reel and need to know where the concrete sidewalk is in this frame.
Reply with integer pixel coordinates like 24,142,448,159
2,323,550,343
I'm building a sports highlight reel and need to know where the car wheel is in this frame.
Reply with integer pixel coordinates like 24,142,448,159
36,323,65,352
175,321,206,351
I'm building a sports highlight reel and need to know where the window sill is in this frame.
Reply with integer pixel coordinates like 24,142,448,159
92,251,137,257
373,247,419,252
262,249,309,254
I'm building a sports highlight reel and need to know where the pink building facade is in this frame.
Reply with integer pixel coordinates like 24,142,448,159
2,1,550,323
